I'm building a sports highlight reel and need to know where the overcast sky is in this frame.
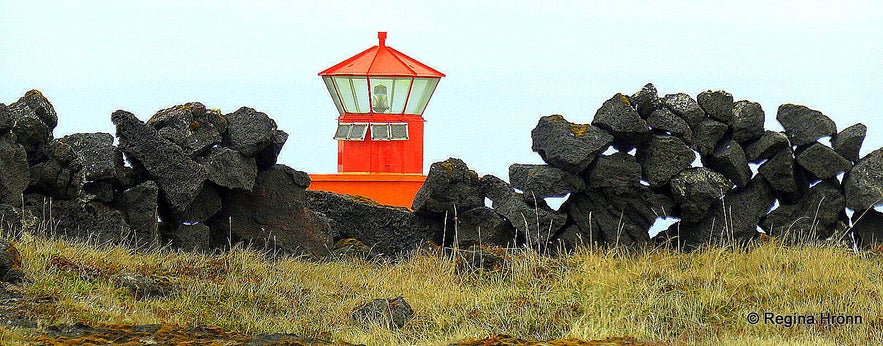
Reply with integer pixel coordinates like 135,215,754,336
2,0,881,182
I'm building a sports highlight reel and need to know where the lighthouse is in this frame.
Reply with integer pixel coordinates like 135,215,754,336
309,32,445,207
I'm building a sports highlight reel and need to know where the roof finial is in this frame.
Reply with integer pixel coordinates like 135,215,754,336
378,32,387,47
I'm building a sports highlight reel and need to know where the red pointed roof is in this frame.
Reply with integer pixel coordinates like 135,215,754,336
319,32,445,78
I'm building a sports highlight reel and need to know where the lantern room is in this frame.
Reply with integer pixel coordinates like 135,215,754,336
309,32,444,207
318,32,444,173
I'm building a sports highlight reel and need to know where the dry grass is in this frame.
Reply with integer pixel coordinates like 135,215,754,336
1,232,882,345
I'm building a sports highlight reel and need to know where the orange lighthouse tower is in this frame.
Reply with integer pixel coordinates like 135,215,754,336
308,32,444,207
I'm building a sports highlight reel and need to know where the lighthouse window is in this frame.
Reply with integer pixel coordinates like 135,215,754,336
332,76,370,113
333,123,368,140
405,78,440,115
370,124,390,140
369,77,412,114
389,123,409,140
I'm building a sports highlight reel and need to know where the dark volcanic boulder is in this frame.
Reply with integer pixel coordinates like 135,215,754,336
758,148,803,196
168,223,212,253
0,238,24,283
196,147,257,191
844,148,883,211
636,135,694,187
23,194,130,244
0,204,38,233
224,107,277,157
439,206,515,248
776,104,836,147
117,181,160,247
691,119,729,156
760,179,846,241
350,296,414,330
795,143,852,180
16,90,57,130
481,175,567,249
832,123,866,162
730,100,765,143
212,165,332,257
697,90,734,123
0,104,12,133
661,93,705,127
112,110,207,212
177,183,222,223
254,130,288,170
564,186,674,247
585,152,642,194
59,133,123,182
147,103,228,158
508,164,584,198
307,190,440,257
0,135,29,203
630,83,661,118
28,139,84,200
851,209,883,249
702,139,752,187
744,131,790,163
670,167,733,223
591,94,650,147
10,108,51,164
673,176,776,248
530,115,612,173
647,108,692,143
412,158,484,216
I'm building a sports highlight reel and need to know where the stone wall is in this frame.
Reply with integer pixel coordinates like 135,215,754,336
0,86,880,258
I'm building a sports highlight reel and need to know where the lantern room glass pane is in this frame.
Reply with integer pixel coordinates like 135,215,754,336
369,77,412,114
405,78,440,115
332,76,370,113
322,76,344,114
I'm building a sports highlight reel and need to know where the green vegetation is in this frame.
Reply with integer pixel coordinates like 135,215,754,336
1,232,882,345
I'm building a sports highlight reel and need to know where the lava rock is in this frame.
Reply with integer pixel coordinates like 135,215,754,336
691,119,729,156
351,296,414,329
647,108,692,143
661,93,706,127
760,179,845,241
0,204,39,233
28,140,84,200
224,107,277,157
670,167,733,223
412,158,484,216
480,175,567,249
15,90,57,131
112,110,207,212
702,139,752,187
168,223,212,253
530,115,612,173
636,135,694,187
843,148,883,211
178,183,222,223
585,152,642,194
212,165,333,257
254,129,288,170
744,131,790,163
832,123,866,162
591,94,650,147
10,109,51,164
148,103,227,158
59,133,123,182
508,163,584,198
0,238,24,283
0,104,11,133
776,104,836,147
564,186,674,247
82,181,115,203
0,136,29,203
758,148,802,195
307,190,440,257
22,194,131,244
439,206,515,248
851,209,883,249
630,83,661,118
730,100,765,143
795,142,852,180
674,176,776,248
697,90,734,123
196,147,258,191
117,181,161,248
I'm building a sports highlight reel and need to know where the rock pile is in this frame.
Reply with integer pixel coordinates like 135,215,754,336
0,92,330,257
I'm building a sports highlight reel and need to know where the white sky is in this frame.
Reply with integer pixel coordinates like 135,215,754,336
2,0,881,180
